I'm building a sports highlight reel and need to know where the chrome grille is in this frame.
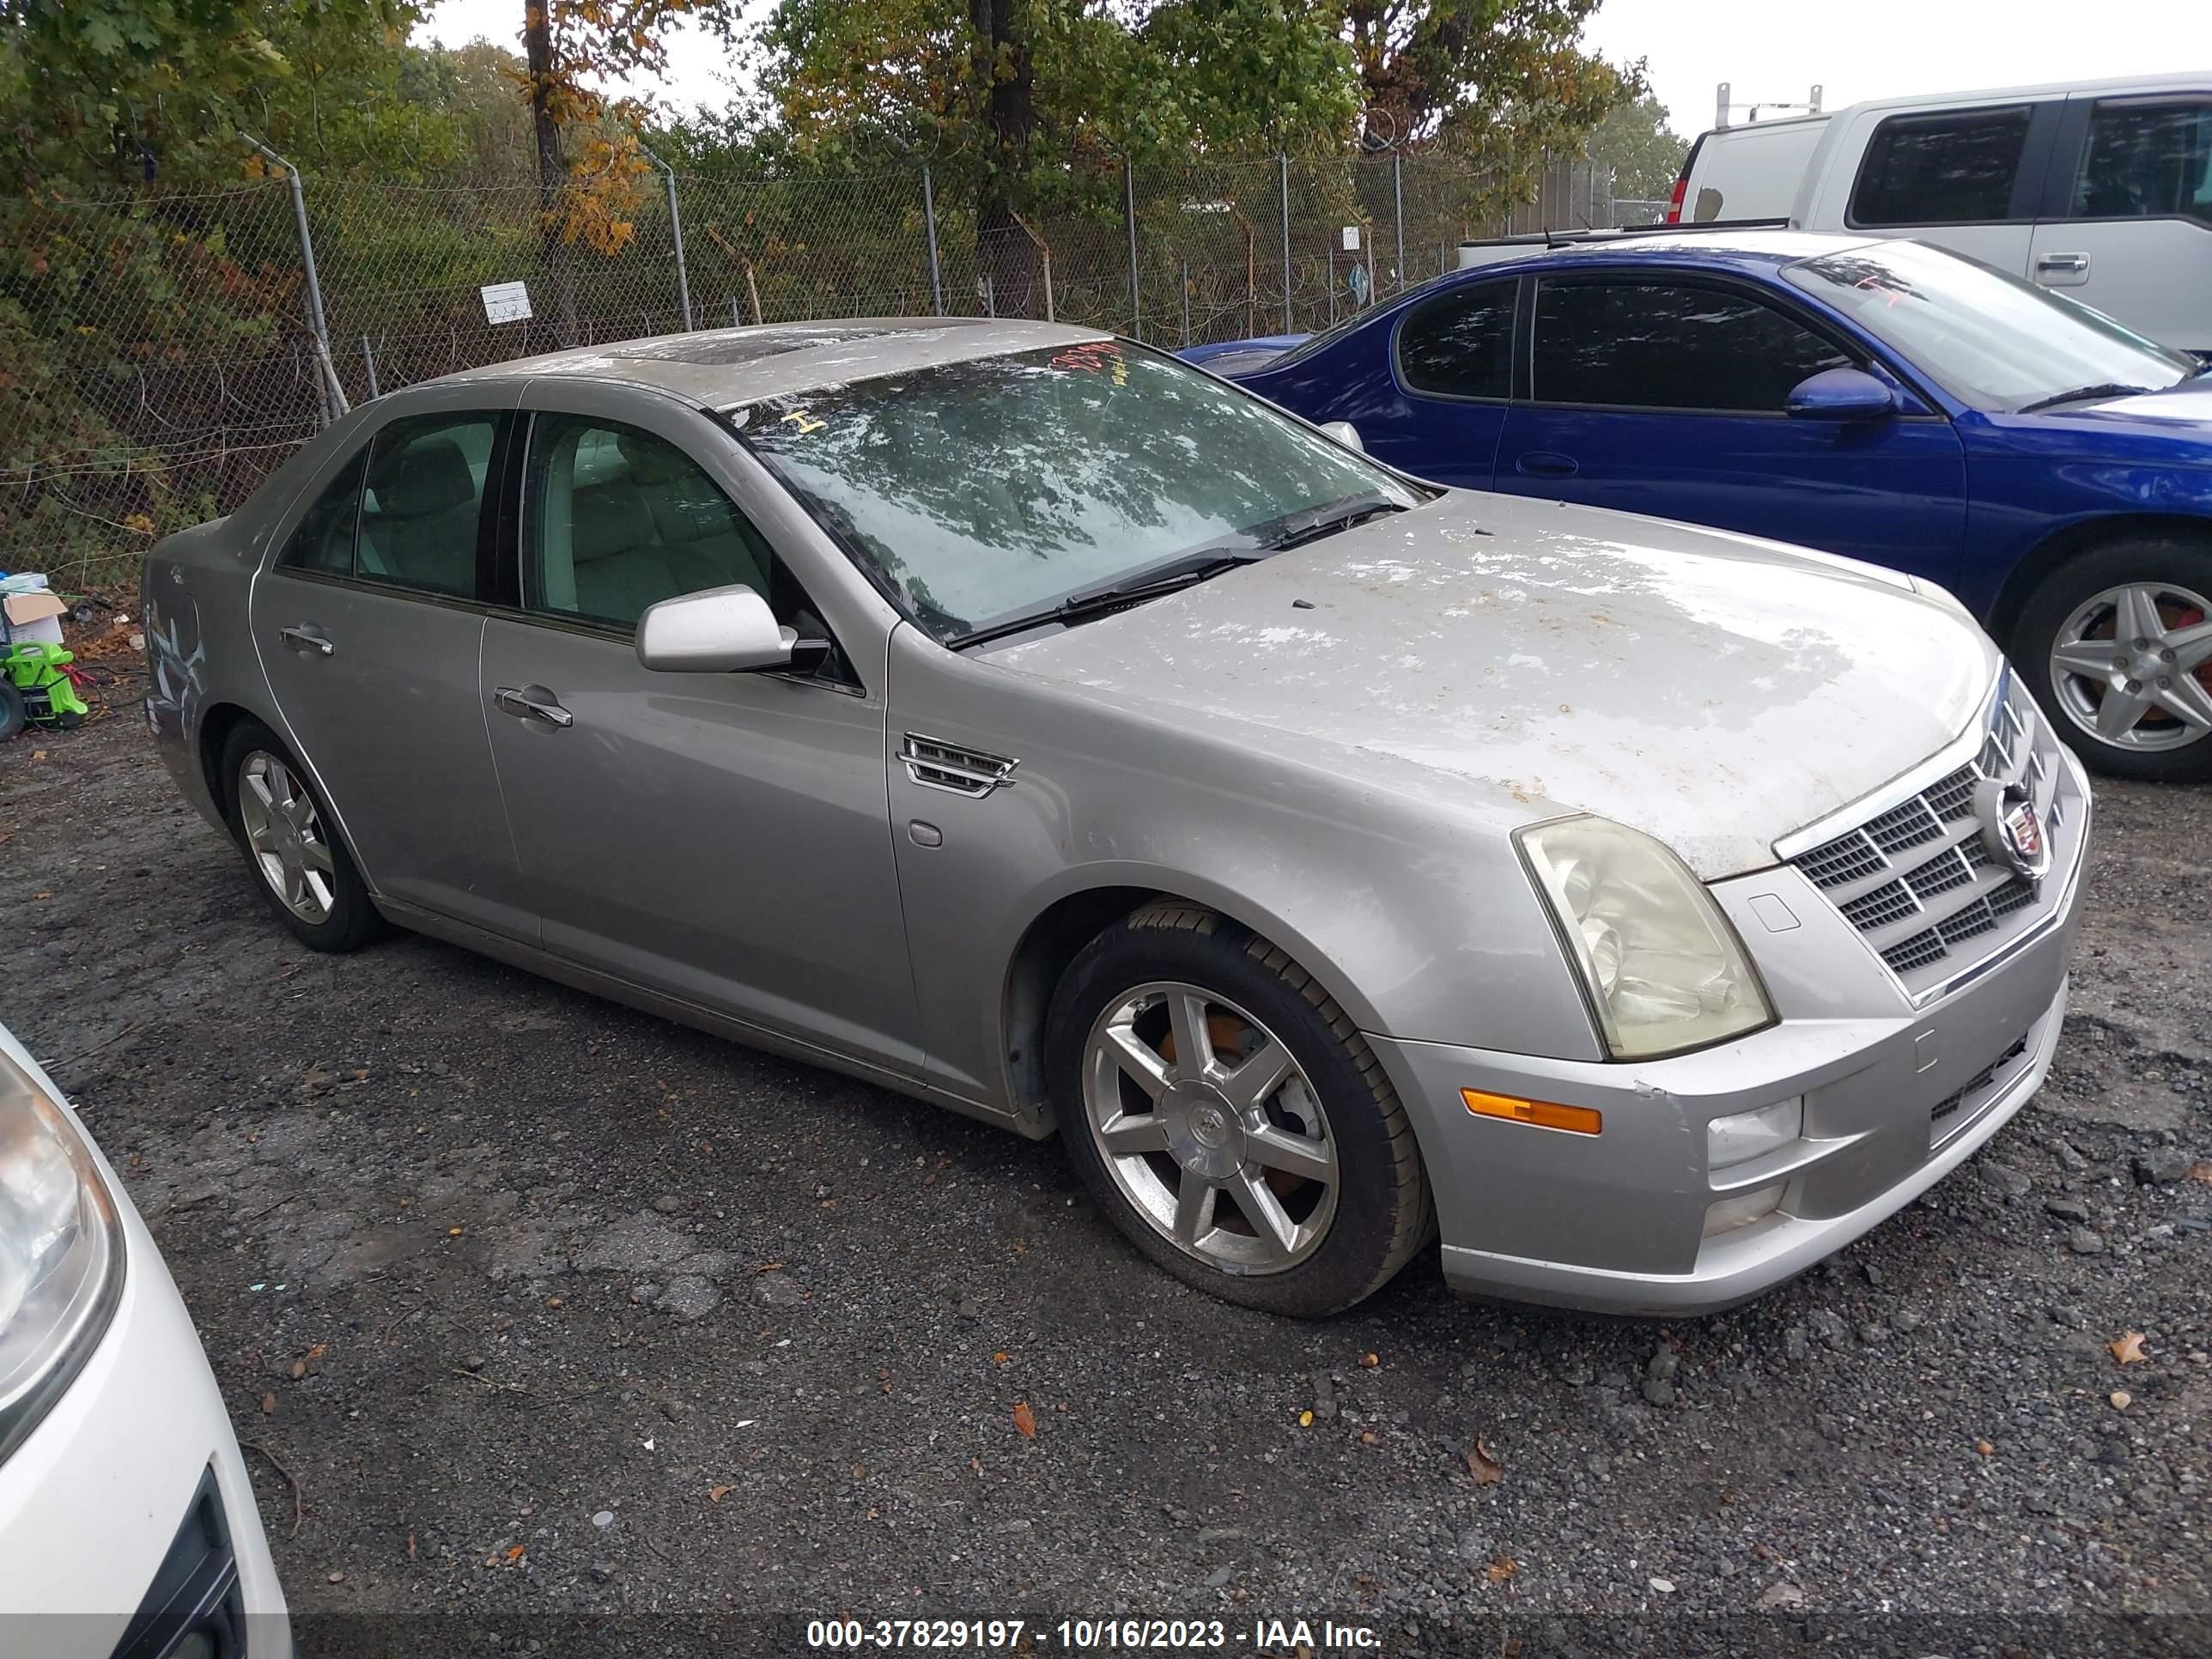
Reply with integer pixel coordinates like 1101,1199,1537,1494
1781,673,2074,1000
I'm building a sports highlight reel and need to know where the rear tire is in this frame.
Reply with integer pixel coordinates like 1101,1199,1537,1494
0,682,24,744
219,720,382,952
2013,535,2212,783
1047,902,1431,1317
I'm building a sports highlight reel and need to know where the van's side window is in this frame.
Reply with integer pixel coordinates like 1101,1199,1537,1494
2070,99,2212,223
1850,106,2033,226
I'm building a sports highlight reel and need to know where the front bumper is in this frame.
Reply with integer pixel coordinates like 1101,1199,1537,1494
1370,758,2088,1317
0,1052,289,1656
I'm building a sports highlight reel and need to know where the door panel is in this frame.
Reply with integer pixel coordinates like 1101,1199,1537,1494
1493,276,1968,584
477,619,921,1076
253,575,526,936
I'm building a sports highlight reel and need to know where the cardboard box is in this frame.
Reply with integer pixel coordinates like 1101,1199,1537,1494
3,590,66,647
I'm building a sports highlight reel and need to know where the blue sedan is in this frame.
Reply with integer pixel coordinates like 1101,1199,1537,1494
1182,231,2212,783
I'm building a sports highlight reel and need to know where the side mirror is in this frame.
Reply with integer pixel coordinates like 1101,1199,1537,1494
1320,419,1364,453
635,584,797,673
1785,367,1897,422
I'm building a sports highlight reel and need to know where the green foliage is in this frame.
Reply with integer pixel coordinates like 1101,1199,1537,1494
1581,89,1686,202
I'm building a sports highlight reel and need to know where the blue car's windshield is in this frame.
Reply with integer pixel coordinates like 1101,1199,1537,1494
1784,239,2195,412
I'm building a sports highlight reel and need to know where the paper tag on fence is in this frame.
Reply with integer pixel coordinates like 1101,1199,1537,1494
481,282,533,325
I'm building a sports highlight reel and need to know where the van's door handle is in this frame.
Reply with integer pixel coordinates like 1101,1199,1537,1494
278,624,333,657
1516,451,1580,478
2036,252,2090,274
492,684,574,729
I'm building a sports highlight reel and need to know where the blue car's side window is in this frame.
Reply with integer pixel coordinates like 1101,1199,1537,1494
1395,283,1516,401
1531,281,1852,414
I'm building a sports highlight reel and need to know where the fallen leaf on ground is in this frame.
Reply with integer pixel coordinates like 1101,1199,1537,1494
2190,1160,2212,1185
504,1545,524,1562
1486,1556,1517,1583
2111,1332,2148,1365
447,1226,465,1238
1975,1438,1995,1456
1359,1352,1380,1368
1012,1401,1037,1439
709,1485,733,1503
1755,1581,1805,1611
1466,1437,1504,1485
992,1352,1010,1365
1297,1409,1314,1427
1359,1431,1377,1446
260,1392,276,1415
306,1343,328,1361
1649,1577,1675,1594
288,1360,306,1380
404,1533,416,1559
2110,1391,2132,1409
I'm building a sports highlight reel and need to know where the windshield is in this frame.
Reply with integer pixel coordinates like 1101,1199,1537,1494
740,342,1419,641
1783,239,2194,411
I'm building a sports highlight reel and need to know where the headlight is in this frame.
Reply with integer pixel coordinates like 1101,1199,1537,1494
1518,817,1775,1060
1,1043,125,1464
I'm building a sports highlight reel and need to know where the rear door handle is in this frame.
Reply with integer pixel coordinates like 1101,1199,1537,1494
278,624,333,657
492,684,574,729
1516,451,1579,478
2036,252,2090,273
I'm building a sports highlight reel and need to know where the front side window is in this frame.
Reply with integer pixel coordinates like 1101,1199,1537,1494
1784,238,2194,410
1530,282,1851,412
1395,282,1515,399
524,416,786,632
2072,98,2212,222
1850,105,2033,226
356,415,497,597
739,342,1419,641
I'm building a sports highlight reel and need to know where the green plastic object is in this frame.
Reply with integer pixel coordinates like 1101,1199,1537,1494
2,641,90,728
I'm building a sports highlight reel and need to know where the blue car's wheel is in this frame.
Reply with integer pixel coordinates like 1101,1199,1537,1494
2016,536,2212,784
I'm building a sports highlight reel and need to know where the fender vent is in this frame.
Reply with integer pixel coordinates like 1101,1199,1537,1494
901,733,1019,798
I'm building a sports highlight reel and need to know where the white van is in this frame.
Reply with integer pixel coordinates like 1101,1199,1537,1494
1665,72,2212,354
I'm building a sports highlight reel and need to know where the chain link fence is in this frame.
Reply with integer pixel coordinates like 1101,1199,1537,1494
3,145,1640,588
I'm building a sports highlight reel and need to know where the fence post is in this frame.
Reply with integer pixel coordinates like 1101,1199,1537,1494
921,164,945,317
985,272,996,319
244,136,344,423
1123,156,1140,338
1392,151,1405,294
360,336,380,398
1180,260,1189,347
1278,154,1292,332
636,139,693,331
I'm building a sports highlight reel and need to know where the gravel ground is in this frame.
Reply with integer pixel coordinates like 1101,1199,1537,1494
3,696,2208,1658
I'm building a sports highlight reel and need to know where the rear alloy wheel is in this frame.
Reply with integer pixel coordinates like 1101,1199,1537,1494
1048,903,1431,1317
2017,538,2212,783
221,720,382,951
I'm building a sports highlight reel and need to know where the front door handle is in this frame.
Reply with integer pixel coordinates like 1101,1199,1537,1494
1516,451,1580,478
278,624,333,657
2036,252,2090,273
492,684,574,729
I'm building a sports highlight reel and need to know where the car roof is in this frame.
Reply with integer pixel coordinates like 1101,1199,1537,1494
1469,228,1881,274
434,317,1114,409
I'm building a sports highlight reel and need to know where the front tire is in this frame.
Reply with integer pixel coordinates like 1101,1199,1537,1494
220,720,381,951
1046,903,1432,1317
2014,535,2212,783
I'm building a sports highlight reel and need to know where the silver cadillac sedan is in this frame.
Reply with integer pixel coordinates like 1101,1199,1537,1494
142,319,2089,1319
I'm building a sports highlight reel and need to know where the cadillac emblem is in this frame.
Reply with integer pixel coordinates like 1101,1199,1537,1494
1976,779,2050,885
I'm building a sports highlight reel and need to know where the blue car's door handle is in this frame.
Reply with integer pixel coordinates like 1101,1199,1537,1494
1516,451,1579,478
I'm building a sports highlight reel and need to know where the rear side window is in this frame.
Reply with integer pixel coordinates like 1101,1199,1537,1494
1531,282,1852,413
1395,283,1516,399
355,415,498,598
2071,98,2212,222
278,453,366,576
1850,106,2033,225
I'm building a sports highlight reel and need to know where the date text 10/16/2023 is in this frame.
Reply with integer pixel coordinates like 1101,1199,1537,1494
804,1618,1384,1651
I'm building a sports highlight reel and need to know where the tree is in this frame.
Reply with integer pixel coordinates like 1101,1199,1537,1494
1344,0,1637,167
1582,89,1686,203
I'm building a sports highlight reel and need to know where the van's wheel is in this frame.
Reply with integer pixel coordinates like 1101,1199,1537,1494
1046,903,1431,1317
220,720,382,951
2014,535,2212,782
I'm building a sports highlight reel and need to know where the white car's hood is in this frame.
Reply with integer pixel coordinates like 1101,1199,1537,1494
994,490,1999,878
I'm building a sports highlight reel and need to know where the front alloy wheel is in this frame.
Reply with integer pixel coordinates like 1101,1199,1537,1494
1083,981,1339,1274
2046,580,2212,755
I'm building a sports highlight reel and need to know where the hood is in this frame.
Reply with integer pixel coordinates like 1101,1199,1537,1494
994,491,1999,879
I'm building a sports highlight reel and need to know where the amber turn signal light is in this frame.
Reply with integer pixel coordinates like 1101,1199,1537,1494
1462,1088,1602,1135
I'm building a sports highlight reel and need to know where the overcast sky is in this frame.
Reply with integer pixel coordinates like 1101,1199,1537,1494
417,0,2212,139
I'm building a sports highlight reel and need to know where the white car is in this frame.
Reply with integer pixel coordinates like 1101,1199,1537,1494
0,1023,291,1656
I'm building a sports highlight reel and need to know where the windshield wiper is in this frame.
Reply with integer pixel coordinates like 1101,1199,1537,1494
2017,382,2157,414
946,551,1266,649
1261,493,1411,550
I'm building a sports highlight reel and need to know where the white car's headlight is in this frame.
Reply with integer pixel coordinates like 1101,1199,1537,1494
1518,817,1776,1060
1,1043,124,1463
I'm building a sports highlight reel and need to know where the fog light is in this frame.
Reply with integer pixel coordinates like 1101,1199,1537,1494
1703,1182,1786,1238
1706,1097,1803,1170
